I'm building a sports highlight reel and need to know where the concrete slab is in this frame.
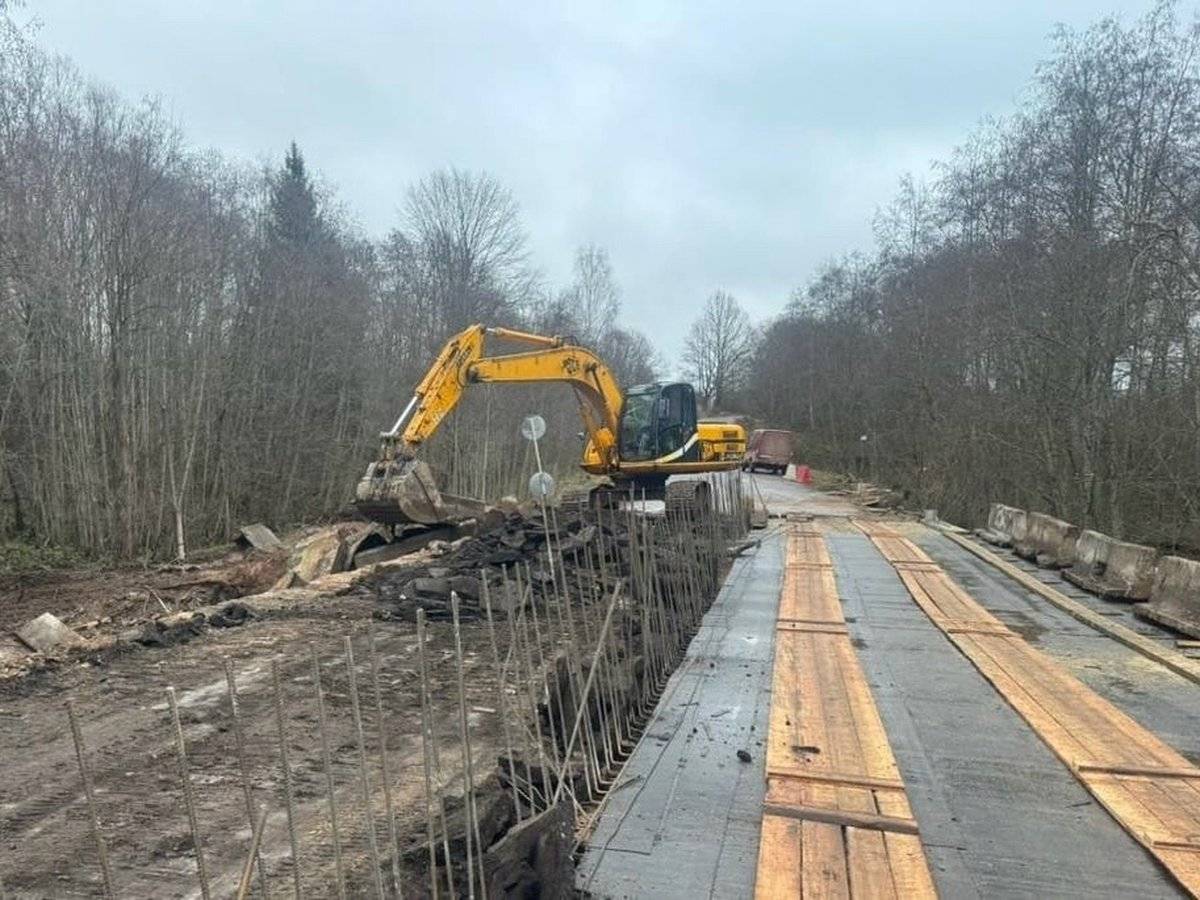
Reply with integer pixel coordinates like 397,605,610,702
828,533,1182,899
576,531,783,899
235,522,282,551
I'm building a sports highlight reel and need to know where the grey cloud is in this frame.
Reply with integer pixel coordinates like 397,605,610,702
27,0,1160,362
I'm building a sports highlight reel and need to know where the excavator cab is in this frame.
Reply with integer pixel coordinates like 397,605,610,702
618,382,701,463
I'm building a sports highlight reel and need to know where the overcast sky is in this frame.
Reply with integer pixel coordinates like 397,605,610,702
24,0,1159,362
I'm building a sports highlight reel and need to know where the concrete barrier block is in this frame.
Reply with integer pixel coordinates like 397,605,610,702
1137,555,1200,639
1102,539,1158,601
1007,508,1029,545
1015,512,1079,568
1070,529,1111,572
1064,528,1111,585
978,504,1027,547
1063,531,1157,601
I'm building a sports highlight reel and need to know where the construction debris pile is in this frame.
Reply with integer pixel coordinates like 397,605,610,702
357,504,705,623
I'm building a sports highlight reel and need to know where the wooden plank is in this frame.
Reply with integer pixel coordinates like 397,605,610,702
1076,763,1200,780
846,827,898,900
801,821,851,899
754,815,803,900
755,525,938,898
833,638,903,784
762,803,921,836
980,631,1183,768
768,769,906,791
938,528,1200,686
944,625,1015,636
858,521,1200,898
776,621,850,635
883,833,939,898
766,631,807,774
778,566,840,623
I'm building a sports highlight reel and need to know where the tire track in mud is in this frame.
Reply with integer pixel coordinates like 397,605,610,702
0,596,512,897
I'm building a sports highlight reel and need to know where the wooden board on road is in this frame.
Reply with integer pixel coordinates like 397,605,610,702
756,524,937,899
856,520,1200,898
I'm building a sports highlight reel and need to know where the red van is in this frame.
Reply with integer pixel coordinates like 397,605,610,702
743,429,794,475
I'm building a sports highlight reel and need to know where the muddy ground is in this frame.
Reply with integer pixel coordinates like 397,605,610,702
0,544,290,677
0,506,707,898
0,589,508,897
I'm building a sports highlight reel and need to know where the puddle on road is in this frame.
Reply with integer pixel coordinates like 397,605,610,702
993,609,1048,643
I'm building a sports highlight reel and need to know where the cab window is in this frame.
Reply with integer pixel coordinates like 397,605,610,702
657,383,693,456
619,390,658,461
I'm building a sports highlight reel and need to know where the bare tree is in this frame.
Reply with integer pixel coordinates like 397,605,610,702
558,244,621,345
402,167,529,333
683,290,756,412
0,19,677,561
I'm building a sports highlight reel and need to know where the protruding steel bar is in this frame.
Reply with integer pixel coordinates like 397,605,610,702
310,652,347,899
343,636,387,899
514,565,554,808
270,660,304,899
416,609,454,898
503,567,543,813
451,594,488,898
224,661,271,899
482,575,524,822
235,807,270,900
166,686,211,900
366,625,405,897
552,580,624,808
65,701,114,899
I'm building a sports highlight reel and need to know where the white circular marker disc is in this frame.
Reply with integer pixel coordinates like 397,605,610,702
521,415,547,441
528,471,555,498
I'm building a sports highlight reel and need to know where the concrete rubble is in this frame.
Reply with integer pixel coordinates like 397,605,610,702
14,612,86,655
235,522,283,552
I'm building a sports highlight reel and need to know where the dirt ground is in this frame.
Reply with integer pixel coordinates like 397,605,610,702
0,577,523,897
0,545,289,672
0,504,688,898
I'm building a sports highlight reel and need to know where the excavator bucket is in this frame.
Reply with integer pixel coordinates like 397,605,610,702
354,458,446,526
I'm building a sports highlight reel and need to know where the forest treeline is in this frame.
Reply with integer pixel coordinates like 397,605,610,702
744,4,1200,551
9,4,1200,560
0,14,656,559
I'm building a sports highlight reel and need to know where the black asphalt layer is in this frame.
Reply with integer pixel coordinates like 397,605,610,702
576,529,783,899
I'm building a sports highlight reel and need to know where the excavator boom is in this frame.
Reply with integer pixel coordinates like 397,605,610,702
356,324,627,524
355,323,745,526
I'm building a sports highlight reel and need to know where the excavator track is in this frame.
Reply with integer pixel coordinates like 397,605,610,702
561,486,621,514
665,479,711,516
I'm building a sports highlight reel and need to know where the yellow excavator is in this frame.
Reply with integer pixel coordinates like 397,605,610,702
355,324,747,525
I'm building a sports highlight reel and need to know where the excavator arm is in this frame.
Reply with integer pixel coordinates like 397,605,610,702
358,324,626,525
380,324,624,466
